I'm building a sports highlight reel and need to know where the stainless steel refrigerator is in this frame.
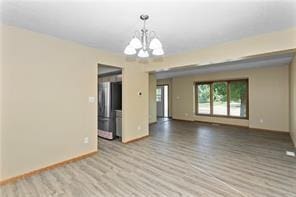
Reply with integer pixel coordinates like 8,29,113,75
98,81,122,139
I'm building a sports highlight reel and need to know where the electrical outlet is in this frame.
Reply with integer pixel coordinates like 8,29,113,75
259,118,263,123
84,137,89,144
88,96,95,103
137,126,141,130
185,113,188,116
286,151,295,157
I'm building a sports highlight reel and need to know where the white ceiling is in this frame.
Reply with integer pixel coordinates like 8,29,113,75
155,52,294,79
1,0,296,56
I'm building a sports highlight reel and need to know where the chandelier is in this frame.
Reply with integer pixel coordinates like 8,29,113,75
124,14,164,58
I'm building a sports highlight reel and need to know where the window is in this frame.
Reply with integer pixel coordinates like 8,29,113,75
156,88,162,102
229,80,248,117
213,82,227,115
197,83,211,114
195,79,248,118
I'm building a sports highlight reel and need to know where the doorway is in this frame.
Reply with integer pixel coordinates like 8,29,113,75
156,85,169,118
98,64,122,141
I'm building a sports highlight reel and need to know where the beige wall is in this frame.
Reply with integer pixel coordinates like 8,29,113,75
171,65,290,132
0,25,149,180
157,78,172,117
0,28,2,179
149,74,157,123
122,65,149,142
290,54,296,146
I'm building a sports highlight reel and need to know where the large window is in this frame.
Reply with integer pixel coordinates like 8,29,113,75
195,79,248,119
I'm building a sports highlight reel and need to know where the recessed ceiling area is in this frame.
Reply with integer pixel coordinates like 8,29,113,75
98,64,121,75
1,0,296,56
154,52,294,79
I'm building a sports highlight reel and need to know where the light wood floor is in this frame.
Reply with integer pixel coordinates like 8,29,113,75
1,120,296,197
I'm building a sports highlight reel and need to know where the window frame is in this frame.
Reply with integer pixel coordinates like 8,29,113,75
195,79,249,119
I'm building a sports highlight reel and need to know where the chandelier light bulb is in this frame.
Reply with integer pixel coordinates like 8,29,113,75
124,44,136,55
129,37,142,49
149,38,162,50
138,49,149,58
152,48,164,56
